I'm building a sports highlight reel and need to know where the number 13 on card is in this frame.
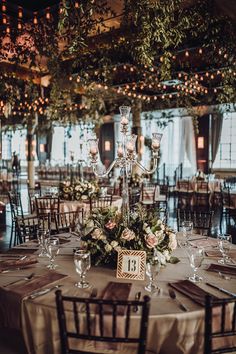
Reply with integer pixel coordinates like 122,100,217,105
116,250,146,280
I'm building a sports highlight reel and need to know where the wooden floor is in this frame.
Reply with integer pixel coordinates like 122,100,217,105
0,184,235,251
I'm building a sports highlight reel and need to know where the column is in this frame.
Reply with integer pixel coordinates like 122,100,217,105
27,115,37,188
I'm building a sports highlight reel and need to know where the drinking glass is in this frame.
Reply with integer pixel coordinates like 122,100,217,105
37,229,50,257
145,258,160,293
187,247,204,282
217,234,232,264
45,237,60,269
74,250,91,288
181,221,193,240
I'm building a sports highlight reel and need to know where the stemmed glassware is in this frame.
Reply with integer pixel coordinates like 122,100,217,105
181,221,193,240
37,229,50,257
186,246,204,282
217,234,232,264
45,237,60,269
74,249,91,288
145,257,160,293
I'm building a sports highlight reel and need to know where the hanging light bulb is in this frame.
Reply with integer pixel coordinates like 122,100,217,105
185,50,189,57
18,7,23,18
17,21,22,30
33,13,38,25
6,25,10,34
199,48,203,54
2,0,6,12
2,15,7,24
75,1,79,8
46,8,50,20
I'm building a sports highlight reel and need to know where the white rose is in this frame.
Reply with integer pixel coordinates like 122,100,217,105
155,250,166,265
92,228,106,240
163,249,170,261
105,244,112,252
111,241,118,248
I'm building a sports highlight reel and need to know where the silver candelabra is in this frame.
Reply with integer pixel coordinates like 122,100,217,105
88,106,162,227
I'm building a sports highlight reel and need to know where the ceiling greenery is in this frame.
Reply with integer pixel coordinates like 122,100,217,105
0,0,235,127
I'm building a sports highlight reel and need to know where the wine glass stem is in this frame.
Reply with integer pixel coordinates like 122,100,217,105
81,273,85,285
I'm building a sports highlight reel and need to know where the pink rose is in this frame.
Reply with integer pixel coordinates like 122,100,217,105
105,220,117,230
121,228,135,241
145,234,158,249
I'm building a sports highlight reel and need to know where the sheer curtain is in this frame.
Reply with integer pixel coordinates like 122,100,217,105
179,116,197,175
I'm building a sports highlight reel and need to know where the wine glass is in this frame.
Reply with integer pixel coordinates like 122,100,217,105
145,257,160,293
45,237,60,269
187,246,204,282
37,229,50,257
74,250,91,288
181,221,193,240
217,234,232,264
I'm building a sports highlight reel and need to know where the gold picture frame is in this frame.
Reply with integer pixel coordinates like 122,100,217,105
116,250,146,280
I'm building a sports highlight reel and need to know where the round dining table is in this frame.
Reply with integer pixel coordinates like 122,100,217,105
0,234,236,354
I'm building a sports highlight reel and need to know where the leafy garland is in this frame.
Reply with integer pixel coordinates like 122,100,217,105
0,0,235,125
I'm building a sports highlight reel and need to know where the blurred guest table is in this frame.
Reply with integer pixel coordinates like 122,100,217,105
59,195,123,213
0,234,235,354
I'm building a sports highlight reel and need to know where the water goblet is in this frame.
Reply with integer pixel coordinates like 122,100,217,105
217,234,232,264
45,237,60,269
181,221,193,240
187,246,204,282
145,257,160,293
74,250,91,288
37,229,50,257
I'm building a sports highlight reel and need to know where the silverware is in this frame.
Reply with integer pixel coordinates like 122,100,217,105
29,284,63,299
3,272,35,287
219,272,231,280
206,282,236,297
133,291,141,312
1,266,30,273
169,289,189,311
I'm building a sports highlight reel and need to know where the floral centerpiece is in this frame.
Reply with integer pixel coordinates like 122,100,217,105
81,205,178,267
59,179,99,201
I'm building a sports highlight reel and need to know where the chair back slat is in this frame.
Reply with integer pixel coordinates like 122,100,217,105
55,291,150,354
73,302,80,335
112,304,117,338
204,295,236,354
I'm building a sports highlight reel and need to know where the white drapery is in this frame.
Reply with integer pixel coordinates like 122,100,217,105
179,116,197,175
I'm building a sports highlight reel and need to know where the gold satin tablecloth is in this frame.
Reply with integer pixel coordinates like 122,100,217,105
0,235,236,354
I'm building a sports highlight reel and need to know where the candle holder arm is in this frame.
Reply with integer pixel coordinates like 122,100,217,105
91,159,118,178
135,157,159,175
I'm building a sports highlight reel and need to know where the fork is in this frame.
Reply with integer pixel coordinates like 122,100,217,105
4,272,35,287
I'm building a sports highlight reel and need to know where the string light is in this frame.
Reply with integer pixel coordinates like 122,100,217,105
2,15,7,24
6,25,10,34
18,7,23,18
17,21,22,30
46,8,50,20
33,13,38,25
75,2,79,8
185,50,189,57
2,0,6,12
199,48,203,54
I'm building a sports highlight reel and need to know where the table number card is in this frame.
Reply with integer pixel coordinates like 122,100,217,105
116,250,146,280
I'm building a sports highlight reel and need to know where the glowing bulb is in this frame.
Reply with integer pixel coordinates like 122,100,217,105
18,7,23,18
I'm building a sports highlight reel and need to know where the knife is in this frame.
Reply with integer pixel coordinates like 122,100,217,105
206,283,236,297
29,285,62,299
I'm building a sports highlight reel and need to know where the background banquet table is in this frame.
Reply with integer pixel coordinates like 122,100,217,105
59,195,123,214
0,235,236,354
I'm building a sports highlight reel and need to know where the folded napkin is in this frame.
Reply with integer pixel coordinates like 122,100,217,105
0,256,38,272
205,250,236,259
0,271,67,330
169,280,219,306
95,282,132,351
206,263,236,276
